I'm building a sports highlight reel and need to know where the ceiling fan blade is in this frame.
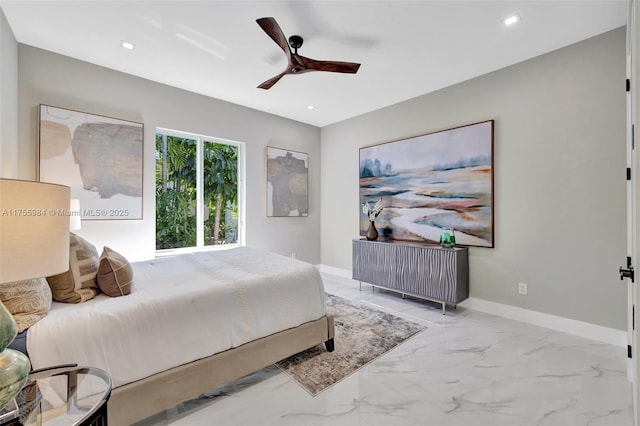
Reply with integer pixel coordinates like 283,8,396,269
257,72,287,90
297,56,361,73
256,17,292,62
256,18,361,89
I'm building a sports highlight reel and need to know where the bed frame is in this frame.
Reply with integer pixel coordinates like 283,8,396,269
108,315,335,425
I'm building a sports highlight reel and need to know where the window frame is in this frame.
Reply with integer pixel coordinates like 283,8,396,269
155,127,245,256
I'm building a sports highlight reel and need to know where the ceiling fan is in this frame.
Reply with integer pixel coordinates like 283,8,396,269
256,17,361,90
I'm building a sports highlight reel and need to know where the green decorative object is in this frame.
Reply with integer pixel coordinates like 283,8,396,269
0,303,16,352
439,227,456,248
0,348,30,410
0,302,31,411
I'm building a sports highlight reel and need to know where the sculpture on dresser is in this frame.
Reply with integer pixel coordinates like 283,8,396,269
439,227,456,248
362,198,383,241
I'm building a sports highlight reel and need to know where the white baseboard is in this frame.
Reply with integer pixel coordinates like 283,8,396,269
458,297,626,347
316,264,626,347
316,264,352,278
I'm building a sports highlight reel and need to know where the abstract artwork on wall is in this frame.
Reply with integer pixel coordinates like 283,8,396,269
359,120,494,247
266,146,308,217
38,104,143,220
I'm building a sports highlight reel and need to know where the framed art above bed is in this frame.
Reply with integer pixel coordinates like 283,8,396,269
38,104,144,220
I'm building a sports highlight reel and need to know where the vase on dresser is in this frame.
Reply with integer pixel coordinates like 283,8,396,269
366,221,378,241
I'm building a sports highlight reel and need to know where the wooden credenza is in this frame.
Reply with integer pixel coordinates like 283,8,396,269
352,239,469,314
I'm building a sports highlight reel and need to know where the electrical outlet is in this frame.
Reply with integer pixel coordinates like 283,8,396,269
518,282,528,295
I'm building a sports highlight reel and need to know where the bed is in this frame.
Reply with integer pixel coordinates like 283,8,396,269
23,246,335,425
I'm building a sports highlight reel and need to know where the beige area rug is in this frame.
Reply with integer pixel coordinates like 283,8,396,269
276,294,426,396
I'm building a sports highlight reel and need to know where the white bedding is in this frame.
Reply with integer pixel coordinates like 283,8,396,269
27,247,327,388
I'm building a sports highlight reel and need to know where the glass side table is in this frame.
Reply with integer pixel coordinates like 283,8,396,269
0,365,111,426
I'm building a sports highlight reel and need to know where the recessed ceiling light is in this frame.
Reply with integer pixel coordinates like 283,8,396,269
307,105,315,110
503,14,520,26
121,40,136,50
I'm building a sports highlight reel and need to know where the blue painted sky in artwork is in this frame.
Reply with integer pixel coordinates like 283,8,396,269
360,121,492,172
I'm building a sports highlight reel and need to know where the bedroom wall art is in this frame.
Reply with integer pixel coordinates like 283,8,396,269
38,104,143,220
266,146,308,217
359,120,494,247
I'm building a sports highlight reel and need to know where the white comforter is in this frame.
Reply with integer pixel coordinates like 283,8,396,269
27,247,327,388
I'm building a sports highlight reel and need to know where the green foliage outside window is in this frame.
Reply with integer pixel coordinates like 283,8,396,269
155,134,238,250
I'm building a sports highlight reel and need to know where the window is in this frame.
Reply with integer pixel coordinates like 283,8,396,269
155,128,244,252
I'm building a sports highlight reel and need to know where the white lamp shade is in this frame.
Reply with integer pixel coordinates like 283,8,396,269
0,179,70,283
69,199,81,231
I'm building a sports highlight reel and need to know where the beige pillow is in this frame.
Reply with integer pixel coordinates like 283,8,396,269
97,247,133,297
46,233,100,303
0,278,52,333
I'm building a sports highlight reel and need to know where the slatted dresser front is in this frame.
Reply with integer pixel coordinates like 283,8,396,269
352,238,469,314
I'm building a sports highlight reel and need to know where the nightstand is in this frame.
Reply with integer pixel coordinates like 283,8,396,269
0,365,111,426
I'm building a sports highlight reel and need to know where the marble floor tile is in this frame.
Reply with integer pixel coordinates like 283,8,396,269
134,273,633,426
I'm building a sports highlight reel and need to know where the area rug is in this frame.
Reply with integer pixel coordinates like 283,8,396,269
276,293,426,396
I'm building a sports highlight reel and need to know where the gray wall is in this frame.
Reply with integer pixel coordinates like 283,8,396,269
321,27,627,330
17,45,321,263
7,23,628,330
0,7,17,178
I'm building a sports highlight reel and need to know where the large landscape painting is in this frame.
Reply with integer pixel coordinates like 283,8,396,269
359,120,494,247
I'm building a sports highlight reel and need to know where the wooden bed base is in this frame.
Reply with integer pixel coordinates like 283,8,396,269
108,315,335,425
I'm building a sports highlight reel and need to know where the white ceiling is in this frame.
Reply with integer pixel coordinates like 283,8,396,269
0,1,628,127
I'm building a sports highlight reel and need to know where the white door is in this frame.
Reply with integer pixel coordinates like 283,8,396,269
629,1,639,423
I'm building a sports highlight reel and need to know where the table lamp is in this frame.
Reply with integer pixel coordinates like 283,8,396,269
69,199,81,231
0,179,70,411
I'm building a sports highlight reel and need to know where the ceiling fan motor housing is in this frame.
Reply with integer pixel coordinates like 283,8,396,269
288,35,303,50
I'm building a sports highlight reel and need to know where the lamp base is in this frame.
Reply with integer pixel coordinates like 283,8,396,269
0,349,31,411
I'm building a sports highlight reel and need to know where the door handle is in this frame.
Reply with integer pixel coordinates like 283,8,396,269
620,256,635,282
620,266,635,282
